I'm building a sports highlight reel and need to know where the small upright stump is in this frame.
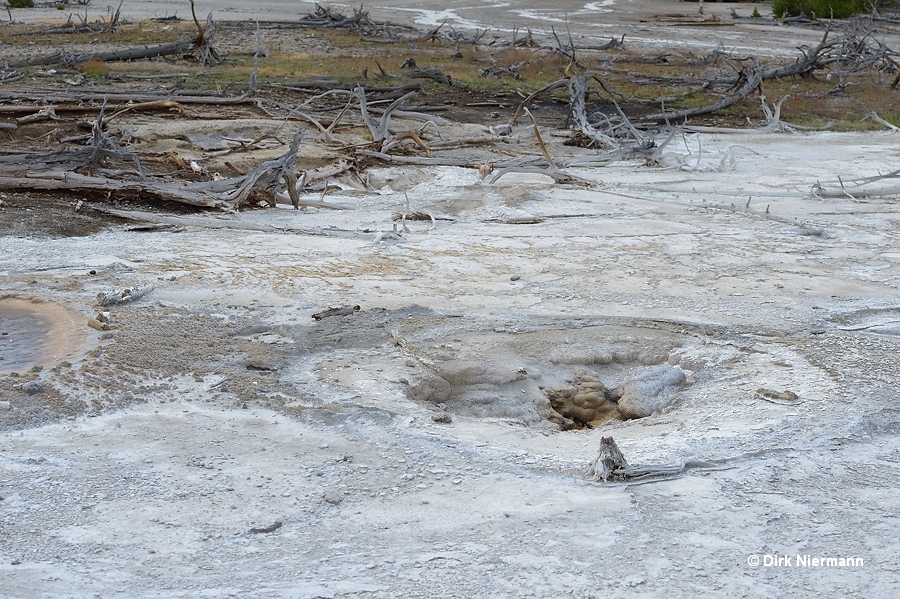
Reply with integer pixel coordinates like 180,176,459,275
585,436,629,482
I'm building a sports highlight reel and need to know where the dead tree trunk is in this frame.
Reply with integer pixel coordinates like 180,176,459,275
7,40,198,69
585,437,629,482
644,67,763,123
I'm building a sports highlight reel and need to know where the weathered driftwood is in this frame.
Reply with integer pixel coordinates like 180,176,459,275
96,286,154,307
683,93,790,134
0,89,253,106
0,101,145,178
280,82,424,100
312,305,361,321
6,4,220,70
228,131,303,208
89,206,281,231
90,205,364,236
222,5,379,32
522,107,557,170
406,69,455,86
85,101,146,178
806,166,900,200
512,73,660,164
0,171,227,208
16,107,59,124
0,130,307,210
24,1,124,36
585,437,629,482
8,39,198,69
372,224,406,244
484,166,594,186
356,86,419,145
298,4,374,30
193,9,223,67
355,150,480,167
860,108,900,133
585,436,739,485
644,67,763,123
569,76,618,148
273,160,355,208
478,106,593,186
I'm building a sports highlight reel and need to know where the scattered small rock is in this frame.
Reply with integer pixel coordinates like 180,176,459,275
0,400,9,411
19,381,45,395
323,491,342,505
432,413,452,424
754,388,802,405
249,521,283,534
88,318,111,331
245,360,278,371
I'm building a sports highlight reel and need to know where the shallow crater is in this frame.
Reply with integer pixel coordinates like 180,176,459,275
0,297,87,374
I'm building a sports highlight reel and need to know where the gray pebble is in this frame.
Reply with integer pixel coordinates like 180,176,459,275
19,381,44,394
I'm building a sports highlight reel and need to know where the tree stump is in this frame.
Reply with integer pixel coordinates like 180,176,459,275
585,436,629,482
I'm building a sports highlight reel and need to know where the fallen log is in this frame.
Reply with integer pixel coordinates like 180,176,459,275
407,69,455,86
483,166,594,186
90,205,364,235
0,170,228,208
644,67,763,123
355,150,480,166
7,39,198,69
89,206,281,231
0,130,307,209
0,89,254,106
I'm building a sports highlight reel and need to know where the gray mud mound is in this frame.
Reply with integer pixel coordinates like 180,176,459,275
616,363,688,419
392,321,697,427
276,307,707,428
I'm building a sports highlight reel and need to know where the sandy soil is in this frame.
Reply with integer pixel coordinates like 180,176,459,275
2,3,900,599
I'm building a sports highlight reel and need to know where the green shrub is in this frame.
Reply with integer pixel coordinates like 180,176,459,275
773,0,866,18
7,0,35,8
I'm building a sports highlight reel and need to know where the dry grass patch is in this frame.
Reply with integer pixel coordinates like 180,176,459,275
0,20,897,130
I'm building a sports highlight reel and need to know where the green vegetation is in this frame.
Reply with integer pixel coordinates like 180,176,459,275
773,0,884,18
7,0,35,9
